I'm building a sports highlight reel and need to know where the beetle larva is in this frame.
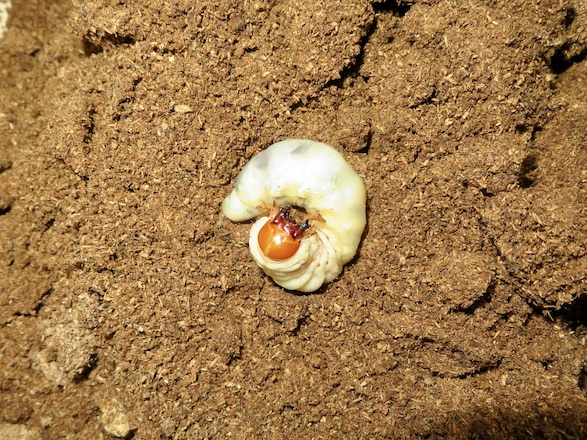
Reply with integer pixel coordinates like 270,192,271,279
222,139,366,292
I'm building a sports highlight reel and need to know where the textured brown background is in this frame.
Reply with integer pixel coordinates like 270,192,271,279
1,0,586,438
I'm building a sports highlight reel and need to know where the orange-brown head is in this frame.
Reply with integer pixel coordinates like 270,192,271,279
257,206,310,260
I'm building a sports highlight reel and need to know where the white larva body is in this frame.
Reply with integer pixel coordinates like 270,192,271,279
222,139,366,292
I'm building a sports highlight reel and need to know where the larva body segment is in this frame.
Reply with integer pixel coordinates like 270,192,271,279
222,139,366,292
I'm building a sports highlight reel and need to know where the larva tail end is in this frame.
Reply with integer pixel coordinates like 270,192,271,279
221,192,260,222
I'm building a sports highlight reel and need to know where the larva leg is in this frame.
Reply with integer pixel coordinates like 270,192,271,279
302,212,326,224
256,201,278,217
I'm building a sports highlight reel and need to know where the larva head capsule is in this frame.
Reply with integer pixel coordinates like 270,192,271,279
257,206,310,260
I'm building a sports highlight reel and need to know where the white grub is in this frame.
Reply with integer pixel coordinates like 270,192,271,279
222,139,366,292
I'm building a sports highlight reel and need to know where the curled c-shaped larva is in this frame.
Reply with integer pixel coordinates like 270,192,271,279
222,139,366,292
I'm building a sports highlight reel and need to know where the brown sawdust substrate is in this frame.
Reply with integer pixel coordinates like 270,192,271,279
1,0,586,438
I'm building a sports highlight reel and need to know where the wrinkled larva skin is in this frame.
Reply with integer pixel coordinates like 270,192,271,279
222,139,366,292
